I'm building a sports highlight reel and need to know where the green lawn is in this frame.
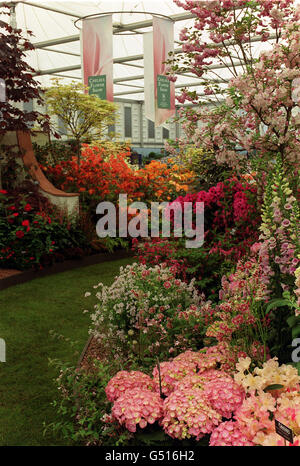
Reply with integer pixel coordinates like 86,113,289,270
0,257,134,446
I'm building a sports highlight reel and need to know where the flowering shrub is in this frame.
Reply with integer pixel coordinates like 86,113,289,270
170,177,261,259
234,357,300,395
205,254,271,361
136,159,195,202
103,349,238,442
86,262,207,364
152,358,199,397
132,177,261,301
103,352,300,446
132,237,188,281
0,188,88,269
41,145,195,208
164,143,233,190
41,144,142,203
167,0,300,179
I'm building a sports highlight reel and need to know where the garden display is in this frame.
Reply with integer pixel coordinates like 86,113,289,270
0,0,299,450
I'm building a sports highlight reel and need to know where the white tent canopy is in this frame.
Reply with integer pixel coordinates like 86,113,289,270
0,0,287,102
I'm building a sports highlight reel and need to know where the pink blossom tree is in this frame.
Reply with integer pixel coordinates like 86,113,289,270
167,0,300,177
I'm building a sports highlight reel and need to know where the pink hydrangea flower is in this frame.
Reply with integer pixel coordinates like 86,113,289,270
153,360,197,396
162,388,221,440
204,379,245,419
209,421,254,446
105,370,156,402
112,388,163,432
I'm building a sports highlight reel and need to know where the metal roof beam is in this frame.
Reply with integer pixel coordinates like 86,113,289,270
117,62,144,69
39,48,80,57
114,79,229,96
34,31,275,76
114,75,144,83
34,56,240,77
32,12,196,49
0,0,83,18
116,83,144,89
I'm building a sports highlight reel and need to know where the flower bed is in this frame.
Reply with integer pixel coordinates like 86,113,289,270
132,176,261,300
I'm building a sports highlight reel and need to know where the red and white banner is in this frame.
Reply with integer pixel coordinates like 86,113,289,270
81,15,113,102
144,17,175,127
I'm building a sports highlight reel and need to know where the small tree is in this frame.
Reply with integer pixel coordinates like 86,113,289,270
45,79,117,164
0,5,53,189
0,6,51,135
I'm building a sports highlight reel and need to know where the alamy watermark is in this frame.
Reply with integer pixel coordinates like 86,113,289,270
0,338,6,362
291,338,300,363
96,194,204,248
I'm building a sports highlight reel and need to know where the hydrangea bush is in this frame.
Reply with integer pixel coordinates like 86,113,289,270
104,353,300,446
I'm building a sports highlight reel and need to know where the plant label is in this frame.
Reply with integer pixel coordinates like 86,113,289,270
275,419,294,444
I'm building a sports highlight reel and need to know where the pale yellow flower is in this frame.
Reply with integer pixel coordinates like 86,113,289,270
236,357,252,373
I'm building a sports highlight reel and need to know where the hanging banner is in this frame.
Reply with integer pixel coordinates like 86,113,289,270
81,15,113,102
153,16,175,127
144,31,155,123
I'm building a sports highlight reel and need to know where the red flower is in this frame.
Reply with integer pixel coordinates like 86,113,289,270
15,230,24,239
0,189,7,194
13,213,19,217
24,203,32,212
22,219,30,232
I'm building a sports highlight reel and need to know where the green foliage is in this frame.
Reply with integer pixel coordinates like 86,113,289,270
45,79,117,160
45,359,117,445
172,241,234,301
33,141,77,166
181,146,233,190
265,291,299,363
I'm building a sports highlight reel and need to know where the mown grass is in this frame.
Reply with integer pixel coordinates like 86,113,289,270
0,257,134,446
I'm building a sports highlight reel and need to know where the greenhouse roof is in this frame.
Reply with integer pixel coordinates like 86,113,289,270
0,0,297,102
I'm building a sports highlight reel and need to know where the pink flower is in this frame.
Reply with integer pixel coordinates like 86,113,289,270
162,388,221,440
204,379,245,419
209,421,254,446
112,388,163,432
105,370,156,402
282,219,291,227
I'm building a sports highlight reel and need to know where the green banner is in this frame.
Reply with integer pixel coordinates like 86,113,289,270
157,75,170,109
88,75,106,100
